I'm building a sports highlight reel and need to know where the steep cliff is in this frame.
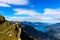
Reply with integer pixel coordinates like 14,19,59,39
0,15,34,40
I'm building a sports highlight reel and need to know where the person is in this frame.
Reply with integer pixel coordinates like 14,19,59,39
0,15,21,40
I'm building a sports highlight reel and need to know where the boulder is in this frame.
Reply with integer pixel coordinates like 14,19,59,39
0,15,5,24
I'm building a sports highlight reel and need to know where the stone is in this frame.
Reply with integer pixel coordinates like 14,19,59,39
0,15,5,24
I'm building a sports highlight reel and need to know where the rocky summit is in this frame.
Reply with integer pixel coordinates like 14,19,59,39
0,15,34,40
0,15,21,40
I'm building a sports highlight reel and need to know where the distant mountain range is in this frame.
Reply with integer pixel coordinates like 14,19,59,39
10,21,60,40
20,21,52,32
20,22,60,40
20,21,51,27
21,23,59,40
46,23,60,39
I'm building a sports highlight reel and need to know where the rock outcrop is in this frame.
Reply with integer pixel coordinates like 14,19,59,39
0,15,34,40
0,15,21,40
0,15,5,24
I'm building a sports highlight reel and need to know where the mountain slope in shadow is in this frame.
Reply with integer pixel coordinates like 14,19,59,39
20,23,60,40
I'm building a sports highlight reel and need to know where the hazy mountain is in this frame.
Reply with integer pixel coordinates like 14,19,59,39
20,22,60,40
20,21,52,32
10,21,60,40
20,21,51,27
46,23,60,39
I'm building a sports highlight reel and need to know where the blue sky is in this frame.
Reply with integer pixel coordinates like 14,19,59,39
0,0,60,23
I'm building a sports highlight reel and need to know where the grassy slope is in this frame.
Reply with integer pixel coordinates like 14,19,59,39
0,22,18,40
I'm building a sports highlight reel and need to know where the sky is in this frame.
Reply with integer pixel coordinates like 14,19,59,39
0,0,60,23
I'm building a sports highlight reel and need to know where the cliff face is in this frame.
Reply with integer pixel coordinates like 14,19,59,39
0,17,20,40
0,15,34,40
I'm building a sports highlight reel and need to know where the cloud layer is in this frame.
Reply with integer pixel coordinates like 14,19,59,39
6,8,60,23
0,3,10,7
0,0,60,23
0,0,29,7
0,0,29,5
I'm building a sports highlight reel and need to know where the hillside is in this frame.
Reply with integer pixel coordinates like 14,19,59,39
46,23,60,39
0,15,60,40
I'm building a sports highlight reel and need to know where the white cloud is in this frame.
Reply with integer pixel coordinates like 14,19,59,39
0,0,29,7
44,8,60,20
13,8,41,16
0,0,29,5
7,8,42,22
0,3,10,7
6,16,33,21
43,8,60,23
7,8,60,23
44,8,60,17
